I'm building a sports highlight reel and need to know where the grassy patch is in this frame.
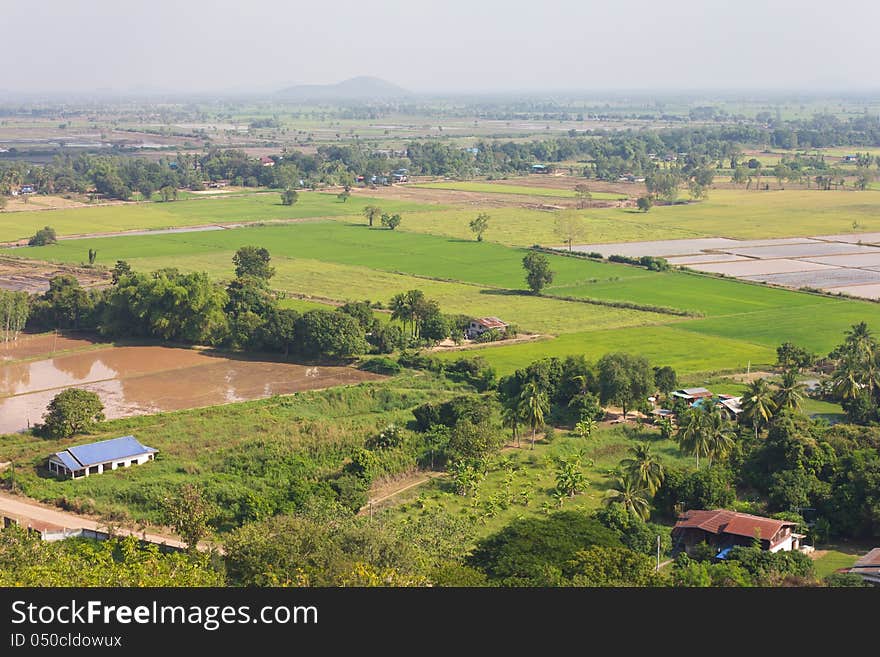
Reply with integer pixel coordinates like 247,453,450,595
0,373,464,527
0,191,437,242
813,547,861,579
379,424,688,539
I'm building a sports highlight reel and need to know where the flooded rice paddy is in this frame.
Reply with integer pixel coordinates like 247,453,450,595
0,334,380,433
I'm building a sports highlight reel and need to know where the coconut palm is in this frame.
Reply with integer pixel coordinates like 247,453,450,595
620,442,664,495
832,355,863,401
676,407,710,467
501,402,523,448
703,407,736,466
520,381,549,449
740,378,778,439
774,369,807,411
603,472,651,521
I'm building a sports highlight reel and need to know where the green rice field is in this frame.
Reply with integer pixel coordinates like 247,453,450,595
10,217,880,376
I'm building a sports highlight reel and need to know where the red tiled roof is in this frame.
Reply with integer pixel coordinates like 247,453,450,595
474,317,507,329
674,509,795,544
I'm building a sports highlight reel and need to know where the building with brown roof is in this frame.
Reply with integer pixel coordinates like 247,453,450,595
849,548,880,585
672,509,804,555
466,317,508,340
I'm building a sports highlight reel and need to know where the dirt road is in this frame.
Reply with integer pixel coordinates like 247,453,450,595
0,490,196,551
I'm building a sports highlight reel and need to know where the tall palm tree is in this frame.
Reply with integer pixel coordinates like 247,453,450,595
676,407,710,467
603,472,651,521
520,382,549,449
703,407,736,466
620,442,664,495
389,293,410,336
501,403,522,448
740,378,778,440
774,369,806,411
832,355,863,401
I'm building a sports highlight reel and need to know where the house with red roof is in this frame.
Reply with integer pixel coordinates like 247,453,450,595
672,509,804,555
466,317,508,340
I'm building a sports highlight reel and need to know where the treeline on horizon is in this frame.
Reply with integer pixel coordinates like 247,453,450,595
2,113,880,199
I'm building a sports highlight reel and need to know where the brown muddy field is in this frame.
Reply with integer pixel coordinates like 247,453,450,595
0,337,381,434
0,257,110,293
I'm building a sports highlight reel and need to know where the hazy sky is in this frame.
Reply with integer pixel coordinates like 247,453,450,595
3,0,878,95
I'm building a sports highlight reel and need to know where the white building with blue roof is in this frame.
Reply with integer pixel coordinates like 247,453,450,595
47,435,158,479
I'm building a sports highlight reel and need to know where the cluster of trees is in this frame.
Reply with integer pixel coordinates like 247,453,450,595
6,113,880,202
0,525,222,586
23,250,476,359
0,289,28,342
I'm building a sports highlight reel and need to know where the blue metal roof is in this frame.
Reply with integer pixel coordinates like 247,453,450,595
52,451,82,472
64,436,157,468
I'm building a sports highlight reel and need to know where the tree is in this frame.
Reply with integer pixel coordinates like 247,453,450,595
732,166,749,186
597,352,653,420
703,406,736,466
636,196,653,212
554,212,587,251
620,442,664,495
337,190,350,202
855,169,873,191
469,512,621,583
0,195,6,211
469,213,490,242
653,365,677,395
0,290,29,342
363,205,382,227
776,342,815,371
87,248,97,265
555,454,588,498
520,381,549,448
381,213,402,230
740,378,778,439
603,473,651,521
28,226,57,246
501,402,523,447
111,260,132,285
160,185,178,202
774,369,806,412
280,188,299,206
522,252,555,294
232,246,275,281
162,484,216,553
573,184,593,209
295,309,368,358
42,388,105,438
676,407,711,467
574,416,597,439
567,546,663,586
258,307,299,356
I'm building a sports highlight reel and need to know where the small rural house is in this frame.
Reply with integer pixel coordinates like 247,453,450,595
670,387,714,403
48,435,157,479
466,316,508,340
530,164,552,174
717,395,743,419
672,509,804,555
259,156,275,167
849,548,880,585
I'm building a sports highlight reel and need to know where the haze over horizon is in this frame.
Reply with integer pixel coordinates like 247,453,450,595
2,0,879,97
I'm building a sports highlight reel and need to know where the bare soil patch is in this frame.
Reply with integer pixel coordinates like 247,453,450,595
0,257,110,293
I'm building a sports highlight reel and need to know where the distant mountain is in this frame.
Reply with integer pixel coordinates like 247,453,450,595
277,76,411,101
